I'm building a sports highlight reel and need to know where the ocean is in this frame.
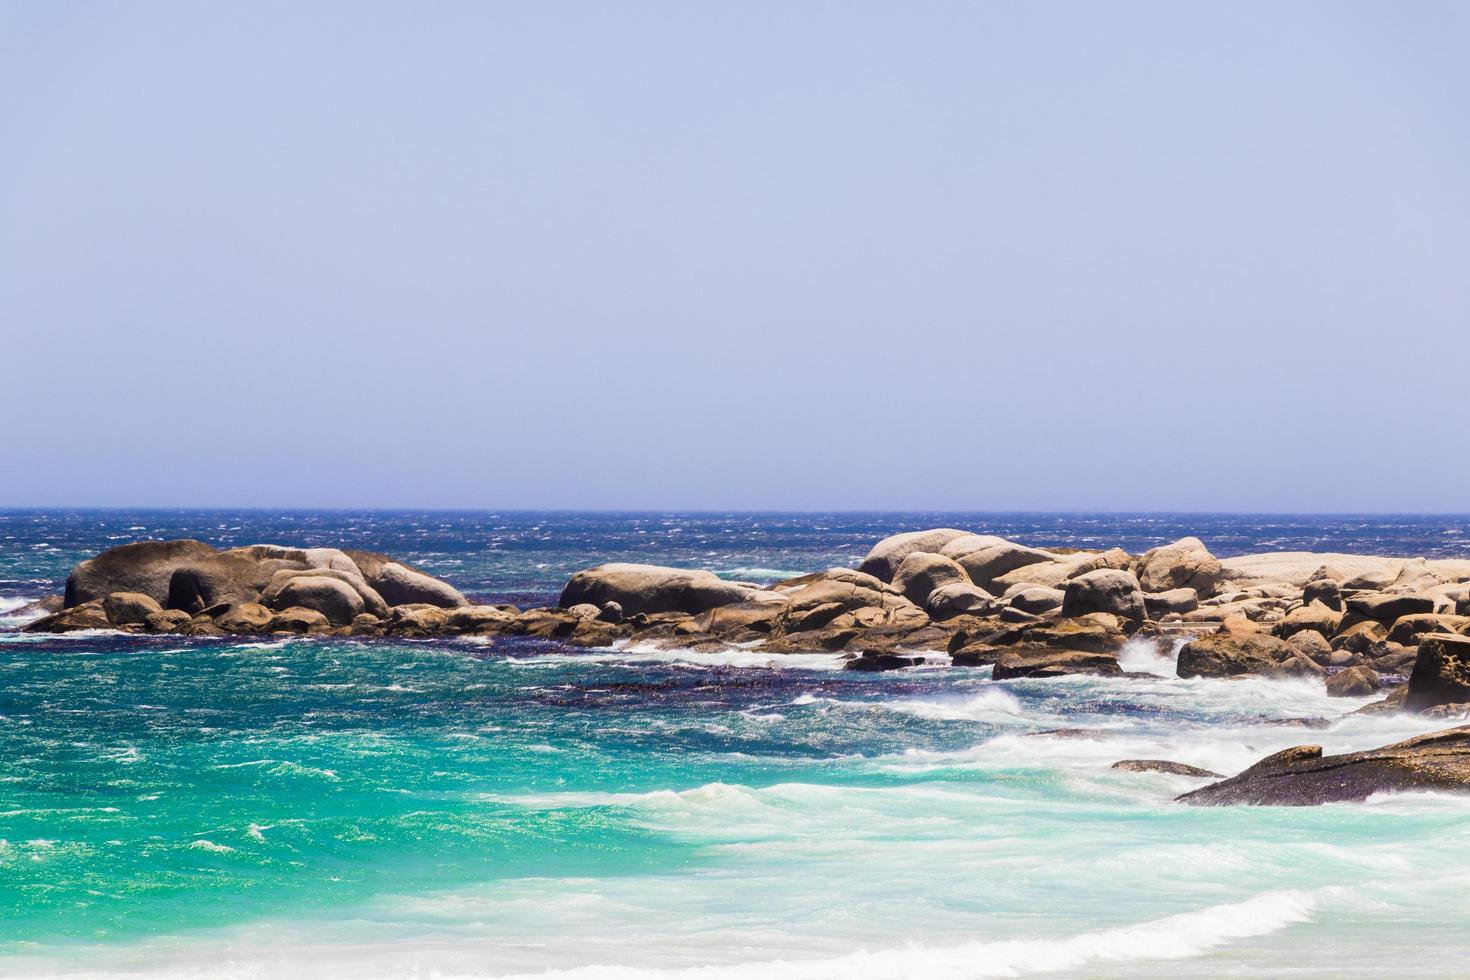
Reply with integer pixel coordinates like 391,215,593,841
3,510,1469,978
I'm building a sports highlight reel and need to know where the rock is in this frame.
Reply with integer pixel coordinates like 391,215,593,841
25,600,113,633
446,605,518,633
102,591,163,626
1019,618,1126,653
1273,601,1342,640
1278,649,1329,679
369,562,467,609
1144,588,1199,617
1332,620,1388,650
1111,759,1223,778
350,612,383,635
1133,537,1225,597
597,601,623,623
891,553,969,607
166,552,307,612
844,651,926,671
950,643,1004,666
214,602,275,632
566,603,602,620
1346,592,1436,621
1061,569,1146,622
690,599,789,635
1287,629,1332,664
64,539,218,607
142,609,192,633
1326,665,1381,697
925,583,999,619
1405,634,1470,713
936,534,1013,559
264,576,364,625
991,647,1123,680
385,605,453,636
260,567,389,618
1302,576,1343,611
781,578,917,631
957,544,1057,591
1387,614,1470,646
268,607,331,633
1178,727,1470,805
857,529,971,582
1006,585,1065,614
1176,631,1297,679
559,563,766,616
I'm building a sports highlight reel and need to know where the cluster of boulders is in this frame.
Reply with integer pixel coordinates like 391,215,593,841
22,539,487,638
18,530,1470,718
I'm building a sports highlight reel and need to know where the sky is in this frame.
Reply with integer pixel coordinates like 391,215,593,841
2,1,1468,511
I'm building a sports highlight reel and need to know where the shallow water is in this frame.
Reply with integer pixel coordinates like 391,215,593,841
2,511,1469,977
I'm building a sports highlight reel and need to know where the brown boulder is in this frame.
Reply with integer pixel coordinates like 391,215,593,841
1405,634,1470,713
102,591,163,625
857,529,971,582
65,539,218,607
1326,665,1381,697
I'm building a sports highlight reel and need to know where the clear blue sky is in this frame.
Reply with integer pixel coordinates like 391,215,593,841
2,2,1467,510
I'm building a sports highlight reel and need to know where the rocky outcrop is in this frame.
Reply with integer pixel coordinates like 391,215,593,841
890,553,969,607
1178,727,1470,805
370,562,467,609
65,539,218,607
1134,537,1224,597
957,544,1056,592
559,563,764,616
1326,665,1381,697
991,647,1122,679
1061,569,1146,621
101,591,162,625
1405,634,1470,713
1176,632,1299,679
856,529,970,582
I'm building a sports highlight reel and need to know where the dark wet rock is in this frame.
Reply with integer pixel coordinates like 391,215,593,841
102,591,163,626
1178,726,1470,806
1346,592,1435,622
1112,759,1223,778
507,608,581,639
65,539,219,607
1133,537,1225,598
560,563,767,616
1016,617,1126,653
1326,665,1381,697
167,554,301,613
950,643,1004,667
1405,634,1470,713
1061,569,1146,622
760,626,864,652
597,601,624,623
991,647,1122,680
857,528,971,582
844,650,927,671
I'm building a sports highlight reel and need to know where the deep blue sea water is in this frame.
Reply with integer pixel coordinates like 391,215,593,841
3,511,1470,978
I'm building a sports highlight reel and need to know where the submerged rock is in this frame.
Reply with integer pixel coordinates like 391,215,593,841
1178,727,1470,805
1111,759,1223,778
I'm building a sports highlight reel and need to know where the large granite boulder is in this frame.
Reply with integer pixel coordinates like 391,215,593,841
1176,631,1298,679
857,529,971,582
957,544,1056,592
936,534,1012,559
263,575,365,625
1347,593,1436,621
102,591,162,626
925,583,999,619
64,539,218,607
166,552,306,612
1144,588,1199,617
369,562,468,609
891,552,969,607
1061,569,1146,621
262,567,389,617
1133,537,1225,597
991,647,1123,680
1326,665,1381,697
1405,634,1470,713
1178,727,1470,805
1273,601,1343,640
1387,614,1470,646
560,563,765,616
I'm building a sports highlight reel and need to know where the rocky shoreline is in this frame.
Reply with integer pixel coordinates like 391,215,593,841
15,528,1470,805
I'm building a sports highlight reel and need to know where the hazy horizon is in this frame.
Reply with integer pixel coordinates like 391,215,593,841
4,2,1469,511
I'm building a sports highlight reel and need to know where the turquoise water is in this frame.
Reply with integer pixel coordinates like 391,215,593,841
4,512,1470,977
